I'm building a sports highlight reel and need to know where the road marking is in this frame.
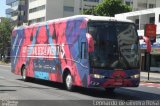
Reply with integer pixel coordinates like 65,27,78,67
147,86,155,87
139,83,145,86
140,82,160,89
0,76,5,79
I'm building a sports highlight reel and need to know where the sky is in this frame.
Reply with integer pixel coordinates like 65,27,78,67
0,0,9,17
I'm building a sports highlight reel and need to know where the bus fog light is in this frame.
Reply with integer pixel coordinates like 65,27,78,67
90,74,105,79
90,81,100,85
131,74,140,79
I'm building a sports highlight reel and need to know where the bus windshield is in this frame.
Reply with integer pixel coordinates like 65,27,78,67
88,21,140,69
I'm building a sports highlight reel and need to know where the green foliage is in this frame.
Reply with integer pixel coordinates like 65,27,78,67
0,18,14,62
84,0,131,16
83,8,95,15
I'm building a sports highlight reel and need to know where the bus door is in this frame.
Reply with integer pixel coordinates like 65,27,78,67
80,40,88,67
78,38,89,86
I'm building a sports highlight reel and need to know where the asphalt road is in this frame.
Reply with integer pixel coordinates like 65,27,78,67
0,64,160,106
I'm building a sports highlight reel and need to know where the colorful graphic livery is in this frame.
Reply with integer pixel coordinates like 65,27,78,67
11,15,140,91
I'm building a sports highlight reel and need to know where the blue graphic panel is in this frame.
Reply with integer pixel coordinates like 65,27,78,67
11,28,25,71
34,71,49,80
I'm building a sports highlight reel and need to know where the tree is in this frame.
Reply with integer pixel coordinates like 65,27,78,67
0,18,14,62
84,0,131,17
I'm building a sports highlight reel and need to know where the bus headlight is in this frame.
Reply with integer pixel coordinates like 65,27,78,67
90,74,105,79
131,74,140,79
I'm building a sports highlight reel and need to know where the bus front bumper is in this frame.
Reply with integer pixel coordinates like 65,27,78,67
89,76,140,88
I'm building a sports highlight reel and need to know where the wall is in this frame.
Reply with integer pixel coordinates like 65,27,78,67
46,0,63,20
28,0,46,21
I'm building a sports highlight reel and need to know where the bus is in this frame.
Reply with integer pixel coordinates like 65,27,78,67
11,15,140,92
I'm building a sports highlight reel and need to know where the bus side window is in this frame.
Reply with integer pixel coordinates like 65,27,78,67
81,42,87,59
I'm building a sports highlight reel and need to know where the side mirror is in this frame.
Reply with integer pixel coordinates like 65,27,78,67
86,33,94,52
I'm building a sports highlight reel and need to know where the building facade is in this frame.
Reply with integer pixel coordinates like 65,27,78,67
6,0,101,25
115,8,160,72
6,0,28,26
132,0,160,11
122,0,160,11
28,0,102,25
7,0,160,25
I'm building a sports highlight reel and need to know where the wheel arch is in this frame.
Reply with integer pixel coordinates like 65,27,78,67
62,68,71,83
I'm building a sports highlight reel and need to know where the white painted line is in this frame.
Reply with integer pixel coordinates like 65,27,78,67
147,86,155,87
0,76,5,79
139,84,145,86
147,83,154,84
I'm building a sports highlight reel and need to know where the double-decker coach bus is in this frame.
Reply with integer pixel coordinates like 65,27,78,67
11,15,140,91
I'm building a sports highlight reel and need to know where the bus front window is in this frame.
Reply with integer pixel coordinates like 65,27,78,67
88,21,140,70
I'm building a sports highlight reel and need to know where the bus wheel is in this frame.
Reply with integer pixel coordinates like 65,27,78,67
65,73,73,91
105,88,115,93
21,66,30,81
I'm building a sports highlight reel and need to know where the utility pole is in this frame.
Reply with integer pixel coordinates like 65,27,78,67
81,0,84,14
1,29,4,61
2,29,4,61
146,52,151,80
0,24,4,61
0,30,1,60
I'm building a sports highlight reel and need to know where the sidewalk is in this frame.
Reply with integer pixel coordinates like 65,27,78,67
0,61,11,65
140,71,160,83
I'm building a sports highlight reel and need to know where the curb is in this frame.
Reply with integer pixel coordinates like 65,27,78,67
140,80,160,83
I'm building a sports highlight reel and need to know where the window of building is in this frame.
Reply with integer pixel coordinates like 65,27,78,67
29,17,45,25
159,14,160,22
156,35,160,43
29,0,37,2
29,5,45,13
19,0,26,5
149,4,155,8
11,1,19,7
138,3,147,9
83,0,100,2
135,19,139,29
19,11,25,16
151,55,160,67
149,17,155,24
11,11,18,17
63,6,74,12
125,1,133,6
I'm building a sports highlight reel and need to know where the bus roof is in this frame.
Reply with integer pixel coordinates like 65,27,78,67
14,15,133,30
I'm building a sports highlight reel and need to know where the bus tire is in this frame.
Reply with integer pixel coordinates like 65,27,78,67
105,88,115,93
64,72,74,91
21,66,30,82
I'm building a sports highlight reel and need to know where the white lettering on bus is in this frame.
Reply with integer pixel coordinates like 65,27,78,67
23,44,66,57
60,44,65,58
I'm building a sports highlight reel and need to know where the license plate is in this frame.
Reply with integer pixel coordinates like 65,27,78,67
114,79,123,85
114,82,123,85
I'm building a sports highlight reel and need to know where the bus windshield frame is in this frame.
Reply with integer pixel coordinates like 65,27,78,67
88,21,140,70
